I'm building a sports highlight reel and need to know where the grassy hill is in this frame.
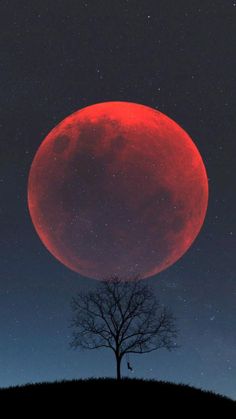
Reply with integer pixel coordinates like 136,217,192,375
0,378,235,412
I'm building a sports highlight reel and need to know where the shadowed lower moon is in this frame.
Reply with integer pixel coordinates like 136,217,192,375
28,102,208,280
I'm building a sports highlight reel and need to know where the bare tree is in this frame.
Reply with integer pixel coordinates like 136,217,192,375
70,276,178,380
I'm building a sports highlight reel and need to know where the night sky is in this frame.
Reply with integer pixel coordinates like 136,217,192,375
1,0,235,399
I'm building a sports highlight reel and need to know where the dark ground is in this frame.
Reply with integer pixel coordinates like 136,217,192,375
0,378,235,414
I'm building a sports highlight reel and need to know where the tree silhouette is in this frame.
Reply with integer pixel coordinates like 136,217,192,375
70,276,178,380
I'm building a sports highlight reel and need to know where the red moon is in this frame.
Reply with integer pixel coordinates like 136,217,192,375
28,102,208,280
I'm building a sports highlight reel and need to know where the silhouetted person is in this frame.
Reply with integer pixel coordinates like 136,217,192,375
127,362,133,371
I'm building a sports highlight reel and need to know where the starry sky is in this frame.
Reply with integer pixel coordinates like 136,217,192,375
0,0,235,399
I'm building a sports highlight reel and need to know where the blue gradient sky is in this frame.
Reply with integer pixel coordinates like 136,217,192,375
0,0,235,400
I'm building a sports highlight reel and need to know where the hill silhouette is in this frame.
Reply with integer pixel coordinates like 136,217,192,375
0,378,235,413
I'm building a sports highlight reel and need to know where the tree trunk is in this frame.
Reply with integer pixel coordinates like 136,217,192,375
116,356,121,380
